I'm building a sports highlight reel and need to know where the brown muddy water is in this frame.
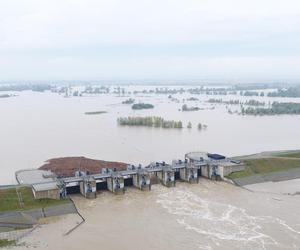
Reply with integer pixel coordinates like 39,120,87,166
11,180,300,250
1,86,300,249
1,88,300,184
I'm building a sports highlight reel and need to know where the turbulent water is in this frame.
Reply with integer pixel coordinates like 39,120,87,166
1,86,300,184
11,180,300,250
1,85,300,249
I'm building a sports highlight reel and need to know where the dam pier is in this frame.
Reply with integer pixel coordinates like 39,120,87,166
15,152,245,200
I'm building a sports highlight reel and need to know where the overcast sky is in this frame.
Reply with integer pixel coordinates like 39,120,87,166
1,0,300,82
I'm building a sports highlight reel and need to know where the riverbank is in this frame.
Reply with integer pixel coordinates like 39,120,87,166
0,186,75,245
1,149,300,249
0,187,70,213
4,180,300,250
227,150,300,186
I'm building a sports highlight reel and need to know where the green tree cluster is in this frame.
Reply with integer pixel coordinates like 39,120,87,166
117,116,183,129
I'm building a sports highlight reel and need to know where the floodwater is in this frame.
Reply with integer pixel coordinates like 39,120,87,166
12,180,300,250
1,86,300,184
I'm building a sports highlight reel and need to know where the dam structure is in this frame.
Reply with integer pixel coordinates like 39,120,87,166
15,152,244,200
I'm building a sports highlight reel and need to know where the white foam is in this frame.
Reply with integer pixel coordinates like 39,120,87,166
156,187,300,249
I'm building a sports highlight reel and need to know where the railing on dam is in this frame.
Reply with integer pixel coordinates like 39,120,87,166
61,158,237,193
15,153,244,199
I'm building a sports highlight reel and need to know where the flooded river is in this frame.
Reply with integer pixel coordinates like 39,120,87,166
12,180,300,250
1,86,300,184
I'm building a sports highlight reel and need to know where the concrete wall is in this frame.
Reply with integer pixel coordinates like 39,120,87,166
107,176,125,194
223,164,245,176
133,172,151,191
33,188,60,200
80,179,97,199
200,165,222,179
200,165,210,178
179,167,198,183
161,170,175,187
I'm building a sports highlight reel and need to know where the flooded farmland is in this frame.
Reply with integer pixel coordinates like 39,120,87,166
0,86,300,184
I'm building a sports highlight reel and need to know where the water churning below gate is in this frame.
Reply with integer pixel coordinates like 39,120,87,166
12,179,300,250
157,187,300,249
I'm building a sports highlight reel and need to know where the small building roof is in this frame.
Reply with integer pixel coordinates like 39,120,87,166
208,153,226,160
32,182,59,192
185,152,209,161
16,169,57,185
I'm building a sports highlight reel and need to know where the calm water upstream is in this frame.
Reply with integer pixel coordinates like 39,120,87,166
1,87,300,184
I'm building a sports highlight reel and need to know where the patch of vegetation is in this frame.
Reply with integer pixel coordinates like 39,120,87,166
0,84,51,92
132,103,154,110
234,84,270,90
207,99,240,105
0,94,11,98
182,104,201,111
207,98,223,103
0,239,16,248
197,123,207,130
117,116,183,128
242,102,300,115
241,91,260,96
244,100,265,106
0,187,70,212
186,97,199,101
276,152,300,158
228,158,300,179
268,86,300,98
73,91,82,97
84,111,107,115
122,98,135,104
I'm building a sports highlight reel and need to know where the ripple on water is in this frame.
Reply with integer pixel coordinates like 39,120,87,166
156,187,300,250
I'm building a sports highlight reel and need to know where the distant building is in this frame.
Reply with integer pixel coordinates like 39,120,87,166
16,169,61,200
185,151,245,179
32,182,60,199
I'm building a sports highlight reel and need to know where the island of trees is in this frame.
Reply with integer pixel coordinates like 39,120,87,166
182,104,201,111
117,116,183,128
198,123,208,130
242,102,300,115
208,98,265,106
0,94,11,98
267,86,300,98
207,98,240,105
244,100,265,106
122,98,135,104
84,111,107,115
132,103,154,110
186,97,199,101
0,84,51,92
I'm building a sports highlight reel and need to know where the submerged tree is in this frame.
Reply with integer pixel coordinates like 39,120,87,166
117,116,183,129
198,123,202,130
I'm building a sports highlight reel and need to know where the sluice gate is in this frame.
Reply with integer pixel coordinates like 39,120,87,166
62,159,220,198
17,152,245,200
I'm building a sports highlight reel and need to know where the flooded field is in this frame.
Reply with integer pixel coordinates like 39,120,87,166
11,180,300,250
1,86,300,184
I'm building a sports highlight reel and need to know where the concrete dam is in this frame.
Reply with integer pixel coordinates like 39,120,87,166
15,152,245,200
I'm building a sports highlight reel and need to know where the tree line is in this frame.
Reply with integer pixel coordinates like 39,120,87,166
242,102,300,115
117,116,183,128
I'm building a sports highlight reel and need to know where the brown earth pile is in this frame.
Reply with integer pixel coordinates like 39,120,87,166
39,157,128,178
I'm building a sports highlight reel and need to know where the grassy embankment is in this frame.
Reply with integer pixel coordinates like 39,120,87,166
228,153,300,179
276,152,300,158
0,239,16,248
0,187,69,212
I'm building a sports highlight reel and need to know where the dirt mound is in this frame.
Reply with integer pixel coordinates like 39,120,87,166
39,157,128,178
